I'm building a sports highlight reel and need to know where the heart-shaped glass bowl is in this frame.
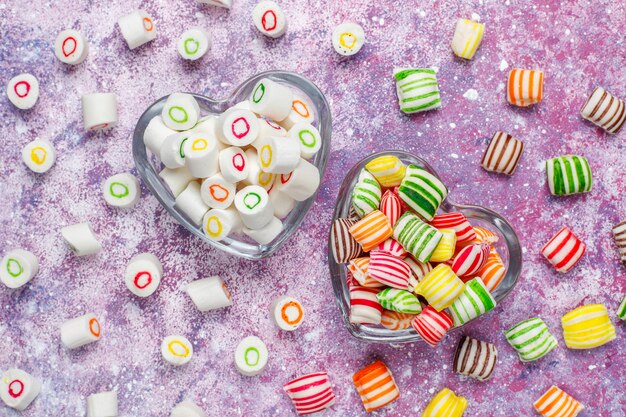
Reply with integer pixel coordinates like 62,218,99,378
328,151,522,343
133,71,331,260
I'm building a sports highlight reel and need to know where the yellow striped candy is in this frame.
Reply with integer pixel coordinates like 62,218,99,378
429,228,457,262
365,155,406,187
422,388,467,417
450,19,485,60
415,264,465,311
561,304,616,349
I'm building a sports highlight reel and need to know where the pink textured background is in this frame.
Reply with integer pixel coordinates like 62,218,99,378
1,0,625,416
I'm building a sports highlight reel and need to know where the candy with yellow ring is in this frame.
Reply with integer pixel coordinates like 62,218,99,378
561,304,616,349
332,22,365,56
161,335,193,365
202,207,242,241
258,136,301,174
183,133,220,178
242,149,275,191
22,139,56,173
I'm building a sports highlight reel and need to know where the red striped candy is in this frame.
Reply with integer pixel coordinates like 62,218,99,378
392,186,411,212
350,286,383,324
412,305,454,347
346,270,359,288
451,243,490,277
368,251,411,289
376,238,407,258
283,372,336,415
380,190,402,227
430,212,477,245
541,226,586,273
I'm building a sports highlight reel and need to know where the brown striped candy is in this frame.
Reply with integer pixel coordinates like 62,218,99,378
481,131,524,175
580,86,626,134
330,218,361,263
453,335,497,381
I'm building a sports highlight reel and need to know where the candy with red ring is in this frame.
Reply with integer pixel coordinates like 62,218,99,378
249,78,293,122
201,174,235,209
55,29,89,65
219,146,249,183
243,216,283,244
271,295,305,331
186,276,232,312
541,226,586,273
184,133,220,178
175,181,209,225
380,190,402,227
87,391,118,417
118,10,156,50
331,218,361,263
252,118,287,149
82,93,118,131
275,158,320,201
279,95,315,130
162,335,193,366
376,238,407,258
368,250,411,289
61,313,101,349
430,212,477,245
252,1,287,38
288,123,321,160
283,372,336,415
6,73,39,110
125,253,162,297
412,305,454,347
350,285,383,324
450,243,490,277
0,368,41,411
215,107,259,146
258,136,301,174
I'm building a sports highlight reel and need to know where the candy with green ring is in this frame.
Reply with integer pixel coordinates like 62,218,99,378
22,139,56,173
252,1,287,39
242,149,275,191
215,107,260,146
504,317,558,362
103,173,140,209
234,185,274,229
118,9,156,50
171,401,206,417
175,181,209,225
394,68,442,114
184,133,220,178
258,136,301,174
81,92,117,131
0,249,38,289
61,222,102,256
187,276,232,311
275,158,320,201
177,28,211,60
7,73,39,110
162,93,200,131
288,123,321,159
161,335,193,366
244,216,283,244
351,169,381,218
249,78,293,122
546,155,592,196
393,212,442,263
54,29,89,65
617,295,626,321
376,288,422,314
159,166,194,197
124,253,162,297
235,336,269,376
86,391,118,417
160,133,189,169
397,164,448,221
0,368,41,411
448,277,496,326
144,116,176,155
203,207,242,241
60,313,101,349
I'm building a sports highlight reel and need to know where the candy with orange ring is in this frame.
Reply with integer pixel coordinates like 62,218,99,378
353,361,400,412
349,210,393,252
271,295,305,331
60,313,102,349
507,68,544,107
55,29,89,65
200,174,236,209
118,10,157,50
252,1,287,38
22,139,56,173
0,368,41,411
279,95,315,130
202,207,242,241
186,276,232,312
7,73,39,110
184,133,220,178
125,253,162,297
161,335,193,366
332,22,366,56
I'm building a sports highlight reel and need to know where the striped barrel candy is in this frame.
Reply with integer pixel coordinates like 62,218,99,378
376,238,407,258
352,361,400,412
349,210,393,252
397,165,448,221
365,155,406,187
448,277,496,326
283,372,336,415
405,257,433,282
381,310,415,330
415,264,465,311
330,218,361,263
393,212,443,263
346,270,359,288
453,335,497,381
348,257,384,288
350,286,383,324
481,131,524,176
471,226,498,245
380,190,402,227
476,247,506,292
561,304,616,349
504,317,558,362
580,86,625,134
412,305,454,347
618,295,626,322
394,68,442,114
351,169,381,218
430,212,476,245
507,68,543,107
450,243,490,277
422,388,467,417
545,155,592,196
429,228,457,262
368,251,411,289
612,220,626,265
541,226,586,273
450,18,484,60
376,288,422,314
534,386,584,417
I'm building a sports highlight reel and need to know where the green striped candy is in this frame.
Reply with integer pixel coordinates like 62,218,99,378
397,165,448,221
504,317,558,362
448,278,496,326
394,68,442,114
617,295,626,322
376,288,422,314
546,155,592,196
393,212,442,263
351,169,381,218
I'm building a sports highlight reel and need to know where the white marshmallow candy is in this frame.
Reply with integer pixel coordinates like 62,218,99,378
82,93,118,131
186,276,232,312
61,222,102,256
144,116,176,155
190,115,217,135
200,174,236,209
249,78,293,121
55,29,89,65
61,313,101,349
87,391,118,417
197,0,232,8
162,93,200,131
103,173,140,209
125,253,162,297
215,107,259,147
22,139,56,173
159,166,194,197
118,10,156,50
171,401,207,417
184,133,220,178
276,158,320,201
162,335,193,366
6,73,39,110
160,133,188,169
0,249,38,289
243,216,282,245
332,22,365,56
252,118,287,150
271,295,305,331
235,336,269,376
288,123,321,160
258,136,301,174
268,188,295,219
279,95,315,130
178,28,211,60
235,185,274,229
0,369,41,411
242,149,275,190
175,181,209,225
203,207,242,241
219,147,249,183
252,1,287,38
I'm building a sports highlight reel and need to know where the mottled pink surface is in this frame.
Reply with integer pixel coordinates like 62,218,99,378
1,0,626,416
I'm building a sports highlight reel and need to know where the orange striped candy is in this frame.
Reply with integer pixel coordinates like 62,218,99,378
381,310,415,330
472,226,499,245
349,210,393,252
353,361,400,412
534,386,584,417
477,247,506,292
507,68,544,107
348,257,385,288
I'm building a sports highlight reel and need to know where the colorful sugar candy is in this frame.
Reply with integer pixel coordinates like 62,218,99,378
381,310,415,330
379,190,402,227
580,86,625,134
376,288,421,314
507,68,543,107
415,264,465,311
332,22,366,56
612,220,626,265
0,368,41,411
330,218,361,263
234,336,268,376
533,386,584,417
476,248,506,292
450,243,490,277
430,228,457,262
397,164,448,221
422,388,467,417
365,155,406,187
351,169,382,218
368,251,411,289
161,335,193,365
283,372,336,415
481,131,524,175
545,155,592,196
617,295,626,322
0,249,38,289
352,361,400,412
504,317,558,362
349,257,384,288
561,304,616,349
450,18,484,60
7,73,39,110
349,210,393,252
412,305,454,346
393,212,442,263
350,286,383,324
252,1,287,39
453,335,497,381
394,68,442,114
376,239,407,258
541,226,586,273
430,213,476,245
448,277,496,326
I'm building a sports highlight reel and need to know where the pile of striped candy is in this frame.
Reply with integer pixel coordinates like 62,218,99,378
330,154,507,346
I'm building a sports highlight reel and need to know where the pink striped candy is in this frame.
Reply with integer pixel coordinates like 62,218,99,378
284,372,336,415
368,251,411,289
411,305,454,347
348,257,385,288
405,257,433,282
380,190,402,227
541,226,586,273
350,286,383,324
451,243,490,277
346,270,359,288
376,238,407,258
430,212,477,245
